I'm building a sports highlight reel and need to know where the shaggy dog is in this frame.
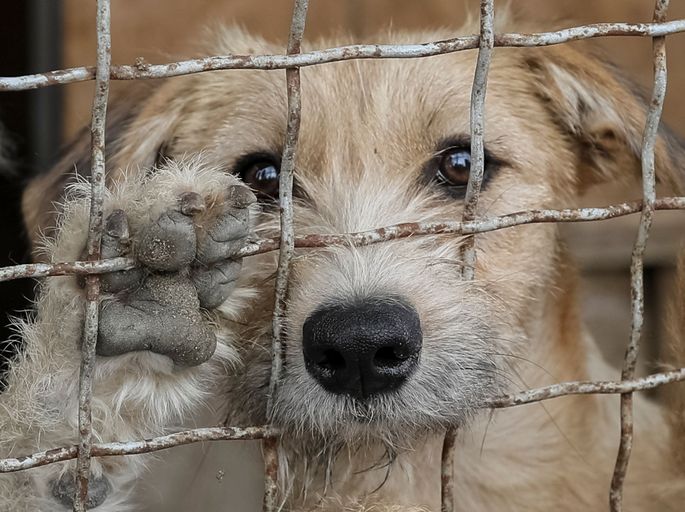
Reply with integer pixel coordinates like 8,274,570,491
1,21,684,511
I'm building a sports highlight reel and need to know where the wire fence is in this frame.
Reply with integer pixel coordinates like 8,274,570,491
0,0,684,511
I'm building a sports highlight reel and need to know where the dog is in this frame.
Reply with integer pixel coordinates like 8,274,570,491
1,19,684,511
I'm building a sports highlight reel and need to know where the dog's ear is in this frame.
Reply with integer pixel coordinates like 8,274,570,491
22,82,181,257
524,46,685,195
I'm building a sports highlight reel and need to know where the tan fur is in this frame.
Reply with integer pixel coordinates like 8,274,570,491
663,252,685,469
5,22,685,511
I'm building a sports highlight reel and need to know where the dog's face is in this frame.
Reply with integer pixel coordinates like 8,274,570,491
29,28,684,444
264,47,568,441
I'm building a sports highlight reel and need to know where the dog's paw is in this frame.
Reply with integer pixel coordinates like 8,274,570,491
90,164,256,367
51,472,112,510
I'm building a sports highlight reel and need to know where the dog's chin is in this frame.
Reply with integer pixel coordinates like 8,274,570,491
271,381,475,447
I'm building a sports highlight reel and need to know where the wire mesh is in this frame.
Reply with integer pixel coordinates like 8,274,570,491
609,1,671,509
264,2,310,506
0,0,683,511
73,1,111,509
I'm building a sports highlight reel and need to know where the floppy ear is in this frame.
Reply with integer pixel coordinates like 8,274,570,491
22,81,182,257
524,46,685,195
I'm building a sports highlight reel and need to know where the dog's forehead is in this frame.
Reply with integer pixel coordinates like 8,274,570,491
177,32,556,185
296,52,542,164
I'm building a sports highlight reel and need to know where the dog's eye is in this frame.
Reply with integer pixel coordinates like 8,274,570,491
436,148,471,187
236,156,281,200
424,137,506,198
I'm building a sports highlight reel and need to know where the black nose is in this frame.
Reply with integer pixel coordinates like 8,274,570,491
302,298,422,399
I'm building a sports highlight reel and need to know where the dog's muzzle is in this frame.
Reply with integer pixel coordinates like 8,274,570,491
302,298,422,399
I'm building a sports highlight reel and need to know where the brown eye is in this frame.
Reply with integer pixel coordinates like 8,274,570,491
436,148,471,187
237,157,280,200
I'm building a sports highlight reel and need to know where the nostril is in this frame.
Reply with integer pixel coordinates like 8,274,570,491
315,348,346,373
373,345,412,369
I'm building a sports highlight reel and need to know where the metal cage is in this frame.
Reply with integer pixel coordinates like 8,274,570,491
0,1,684,510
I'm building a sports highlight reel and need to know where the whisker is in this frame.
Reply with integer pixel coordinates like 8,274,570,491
479,409,497,457
485,351,559,381
504,361,590,468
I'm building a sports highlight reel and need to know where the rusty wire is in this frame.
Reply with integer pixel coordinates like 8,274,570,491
73,1,110,510
440,428,458,512
487,367,685,409
264,1,311,510
442,0,495,507
2,21,685,91
1,197,684,285
0,2,684,512
1,368,684,475
0,426,276,473
460,0,494,280
609,1,670,510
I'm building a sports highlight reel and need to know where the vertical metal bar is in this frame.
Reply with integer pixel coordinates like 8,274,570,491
264,1,309,510
266,0,309,419
460,0,495,281
609,1,669,510
440,428,458,512
262,436,280,512
73,1,110,510
443,1,495,510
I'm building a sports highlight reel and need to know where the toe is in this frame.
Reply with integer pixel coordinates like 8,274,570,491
100,210,144,293
196,207,251,265
137,209,197,271
226,183,257,209
191,259,242,309
179,191,206,216
102,209,130,255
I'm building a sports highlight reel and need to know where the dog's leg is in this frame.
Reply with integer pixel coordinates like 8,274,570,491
0,160,255,511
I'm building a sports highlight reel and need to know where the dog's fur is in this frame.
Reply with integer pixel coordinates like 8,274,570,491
1,18,685,511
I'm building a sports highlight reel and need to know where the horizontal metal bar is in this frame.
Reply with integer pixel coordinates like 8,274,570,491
0,257,135,282
487,367,685,409
2,20,685,91
2,367,684,473
0,426,277,473
2,197,682,284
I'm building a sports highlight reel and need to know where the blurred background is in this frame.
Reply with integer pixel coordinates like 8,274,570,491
0,0,684,379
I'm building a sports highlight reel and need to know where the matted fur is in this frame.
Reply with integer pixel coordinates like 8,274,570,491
2,16,685,512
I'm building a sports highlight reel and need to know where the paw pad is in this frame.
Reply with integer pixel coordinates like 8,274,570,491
92,170,255,367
